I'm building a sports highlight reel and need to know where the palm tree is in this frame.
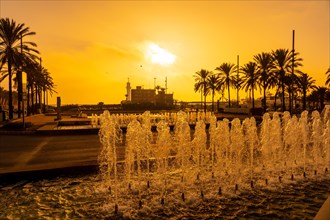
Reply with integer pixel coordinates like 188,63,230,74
254,52,274,112
326,67,330,87
272,48,302,112
40,67,56,112
315,86,328,110
22,58,55,115
297,73,316,110
41,68,56,112
206,74,223,112
271,49,291,111
194,69,211,112
215,63,236,108
241,62,258,109
232,74,243,107
0,18,39,119
23,58,39,115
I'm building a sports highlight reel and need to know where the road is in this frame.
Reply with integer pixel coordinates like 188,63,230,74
0,134,100,174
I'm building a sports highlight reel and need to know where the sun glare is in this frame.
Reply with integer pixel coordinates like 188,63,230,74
146,43,176,65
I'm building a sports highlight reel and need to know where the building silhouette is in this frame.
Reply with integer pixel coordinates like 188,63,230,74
122,79,174,109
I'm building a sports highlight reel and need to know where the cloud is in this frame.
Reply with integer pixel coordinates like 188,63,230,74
93,42,143,61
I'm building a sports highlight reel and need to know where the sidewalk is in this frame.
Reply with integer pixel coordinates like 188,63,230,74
0,114,101,182
0,114,69,131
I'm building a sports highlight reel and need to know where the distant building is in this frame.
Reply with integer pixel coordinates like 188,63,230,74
131,86,156,104
155,88,173,106
122,79,174,109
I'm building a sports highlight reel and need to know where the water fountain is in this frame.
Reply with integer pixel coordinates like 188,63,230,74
97,110,330,217
1,109,328,219
98,111,122,213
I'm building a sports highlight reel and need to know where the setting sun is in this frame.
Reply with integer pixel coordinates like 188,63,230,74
146,43,176,66
1,1,329,104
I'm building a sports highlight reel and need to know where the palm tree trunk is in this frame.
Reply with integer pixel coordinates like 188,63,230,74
320,94,325,110
38,88,42,111
291,90,294,112
27,86,30,115
263,82,267,112
303,90,307,110
289,87,292,113
200,90,203,112
274,90,278,111
237,88,239,107
35,87,38,112
212,89,215,112
203,80,206,113
204,93,206,113
31,84,34,115
43,89,46,113
227,80,231,108
18,86,21,118
252,86,255,109
281,79,285,111
8,59,13,119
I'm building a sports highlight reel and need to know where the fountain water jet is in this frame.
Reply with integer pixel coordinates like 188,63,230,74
98,111,121,213
97,109,330,214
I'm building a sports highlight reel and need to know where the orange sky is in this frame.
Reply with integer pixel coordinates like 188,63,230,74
1,0,329,105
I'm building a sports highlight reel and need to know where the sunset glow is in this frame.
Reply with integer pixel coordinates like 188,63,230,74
146,43,176,66
1,1,329,104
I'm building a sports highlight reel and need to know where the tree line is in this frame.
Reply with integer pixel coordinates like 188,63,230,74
0,18,56,119
194,50,330,113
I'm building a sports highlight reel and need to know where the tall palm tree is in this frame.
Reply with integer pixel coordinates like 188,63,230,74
315,86,328,110
40,67,56,112
206,74,223,112
286,73,302,111
326,67,330,87
272,49,291,111
232,74,243,107
254,52,274,112
194,69,211,112
0,18,39,119
23,58,39,115
215,63,236,108
297,73,316,110
272,48,302,112
22,58,54,115
241,62,258,109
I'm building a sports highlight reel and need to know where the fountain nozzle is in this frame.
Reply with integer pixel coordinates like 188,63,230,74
114,204,118,214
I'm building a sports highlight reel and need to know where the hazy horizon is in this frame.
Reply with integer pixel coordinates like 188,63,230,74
1,1,329,105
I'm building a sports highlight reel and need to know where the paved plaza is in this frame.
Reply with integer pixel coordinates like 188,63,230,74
0,114,100,178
